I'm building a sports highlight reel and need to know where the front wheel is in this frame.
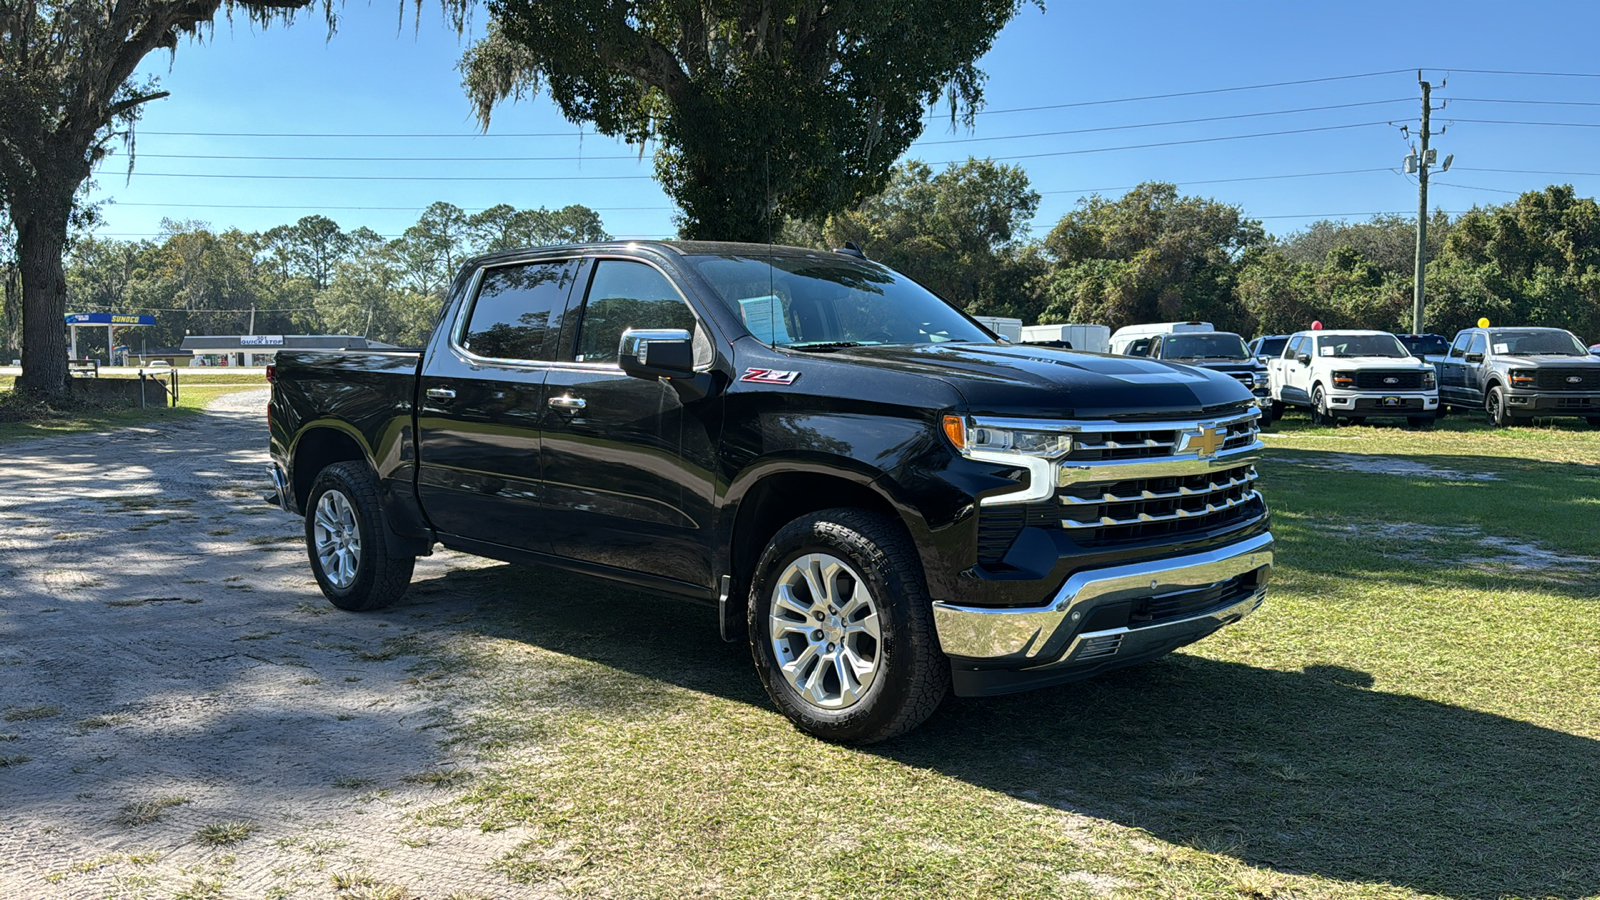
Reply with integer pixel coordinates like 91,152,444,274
748,509,949,744
1486,385,1518,428
1311,385,1336,426
305,461,415,611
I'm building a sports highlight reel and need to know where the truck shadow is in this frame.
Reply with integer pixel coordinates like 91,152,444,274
431,562,1600,900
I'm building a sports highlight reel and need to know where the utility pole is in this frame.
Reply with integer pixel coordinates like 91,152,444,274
1405,73,1451,334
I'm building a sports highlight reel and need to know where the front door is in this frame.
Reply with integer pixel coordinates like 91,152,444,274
416,258,580,551
539,257,721,592
1440,332,1472,404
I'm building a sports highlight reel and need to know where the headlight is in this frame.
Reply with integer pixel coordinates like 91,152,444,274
943,416,1073,458
1332,370,1354,388
1423,369,1437,389
1251,371,1268,386
1509,369,1534,386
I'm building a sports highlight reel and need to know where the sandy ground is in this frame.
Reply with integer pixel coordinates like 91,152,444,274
0,390,539,899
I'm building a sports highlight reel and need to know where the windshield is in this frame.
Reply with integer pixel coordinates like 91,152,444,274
1316,333,1409,358
1488,329,1588,356
1396,334,1449,357
1256,336,1288,358
684,253,993,349
1163,333,1248,360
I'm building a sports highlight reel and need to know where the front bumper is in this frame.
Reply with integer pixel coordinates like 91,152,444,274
1503,390,1600,413
932,531,1273,696
1327,391,1436,413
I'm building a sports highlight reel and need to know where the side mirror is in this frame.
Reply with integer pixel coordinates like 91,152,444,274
1464,352,1484,363
619,328,695,379
1296,353,1311,366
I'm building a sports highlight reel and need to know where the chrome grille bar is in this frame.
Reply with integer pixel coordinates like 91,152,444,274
1059,467,1258,507
1062,489,1261,530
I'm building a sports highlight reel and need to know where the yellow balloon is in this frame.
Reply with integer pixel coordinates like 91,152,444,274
1477,317,1490,328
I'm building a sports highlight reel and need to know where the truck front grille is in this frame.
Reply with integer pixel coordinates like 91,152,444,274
974,409,1266,564
1059,464,1261,546
1533,368,1599,391
1354,370,1424,390
1066,415,1259,462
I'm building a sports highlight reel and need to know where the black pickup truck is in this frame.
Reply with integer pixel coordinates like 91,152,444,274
1121,331,1273,422
267,241,1274,743
1430,326,1600,426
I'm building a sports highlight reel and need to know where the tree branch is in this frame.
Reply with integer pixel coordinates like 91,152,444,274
108,91,171,119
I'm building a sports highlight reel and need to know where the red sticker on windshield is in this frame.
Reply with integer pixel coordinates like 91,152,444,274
741,368,800,385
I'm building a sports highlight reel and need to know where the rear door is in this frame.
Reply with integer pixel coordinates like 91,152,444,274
1440,332,1472,404
415,257,581,550
538,256,722,592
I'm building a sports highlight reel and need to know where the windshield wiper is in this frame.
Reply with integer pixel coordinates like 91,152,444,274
787,341,865,352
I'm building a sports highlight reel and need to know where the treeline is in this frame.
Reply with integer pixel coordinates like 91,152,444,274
796,162,1600,343
6,161,1600,361
0,201,609,357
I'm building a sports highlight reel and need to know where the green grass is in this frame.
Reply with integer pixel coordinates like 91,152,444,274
0,374,266,445
390,410,1599,900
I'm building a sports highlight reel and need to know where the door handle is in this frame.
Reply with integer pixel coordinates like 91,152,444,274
426,387,456,401
548,395,587,411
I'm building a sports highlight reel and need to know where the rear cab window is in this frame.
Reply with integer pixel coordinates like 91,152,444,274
457,260,581,362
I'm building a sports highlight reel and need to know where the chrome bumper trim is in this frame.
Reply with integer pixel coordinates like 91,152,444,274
266,465,293,514
931,531,1274,665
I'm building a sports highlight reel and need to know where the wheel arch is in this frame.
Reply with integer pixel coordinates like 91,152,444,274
289,424,371,512
723,464,905,640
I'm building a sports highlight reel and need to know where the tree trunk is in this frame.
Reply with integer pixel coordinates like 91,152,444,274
13,191,73,400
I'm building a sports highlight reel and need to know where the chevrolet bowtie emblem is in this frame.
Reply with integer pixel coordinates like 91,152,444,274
1179,425,1225,458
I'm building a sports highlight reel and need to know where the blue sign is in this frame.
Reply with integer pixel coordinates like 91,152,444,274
65,312,156,326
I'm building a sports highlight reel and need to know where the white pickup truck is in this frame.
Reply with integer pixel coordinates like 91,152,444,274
1267,329,1438,427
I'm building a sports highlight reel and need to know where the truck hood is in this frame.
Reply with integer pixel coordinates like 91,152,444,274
1498,354,1600,367
1166,358,1262,373
809,342,1254,419
1323,356,1432,368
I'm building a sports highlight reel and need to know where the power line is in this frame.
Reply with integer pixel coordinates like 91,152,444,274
1036,167,1392,195
110,202,676,212
955,120,1394,163
1429,181,1524,195
1442,117,1600,128
936,68,1417,117
123,172,656,182
1457,166,1600,177
1449,97,1600,107
1430,67,1600,78
915,100,1411,146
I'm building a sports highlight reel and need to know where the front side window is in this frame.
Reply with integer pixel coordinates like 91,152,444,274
684,253,991,349
1466,333,1487,356
459,260,579,362
1448,332,1473,358
574,260,698,364
1286,336,1307,358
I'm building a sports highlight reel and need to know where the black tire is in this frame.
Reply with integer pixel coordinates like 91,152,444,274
748,508,949,744
1270,400,1286,420
1588,416,1600,427
1257,403,1274,426
304,461,415,611
1407,415,1434,430
1311,384,1336,426
1486,385,1517,428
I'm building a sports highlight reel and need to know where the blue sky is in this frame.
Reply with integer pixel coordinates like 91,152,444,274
83,0,1600,245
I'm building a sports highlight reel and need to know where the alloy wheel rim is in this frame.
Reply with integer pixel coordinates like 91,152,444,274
768,552,882,710
313,490,361,589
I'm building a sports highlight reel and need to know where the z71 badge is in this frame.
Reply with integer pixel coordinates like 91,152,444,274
740,368,801,385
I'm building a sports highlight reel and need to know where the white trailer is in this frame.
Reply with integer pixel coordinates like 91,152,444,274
1020,324,1111,353
972,316,1024,342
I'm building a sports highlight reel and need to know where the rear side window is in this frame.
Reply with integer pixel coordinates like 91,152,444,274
574,260,698,364
459,260,580,362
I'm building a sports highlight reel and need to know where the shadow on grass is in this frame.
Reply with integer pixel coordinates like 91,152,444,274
439,561,1600,900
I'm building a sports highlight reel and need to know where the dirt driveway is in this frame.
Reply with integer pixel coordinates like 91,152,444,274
0,390,538,899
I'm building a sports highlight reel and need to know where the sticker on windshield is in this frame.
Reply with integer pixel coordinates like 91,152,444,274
1320,347,1334,356
1493,343,1509,354
741,368,800,385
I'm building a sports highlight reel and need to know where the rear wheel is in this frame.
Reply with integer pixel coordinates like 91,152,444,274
305,461,415,611
749,508,948,744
